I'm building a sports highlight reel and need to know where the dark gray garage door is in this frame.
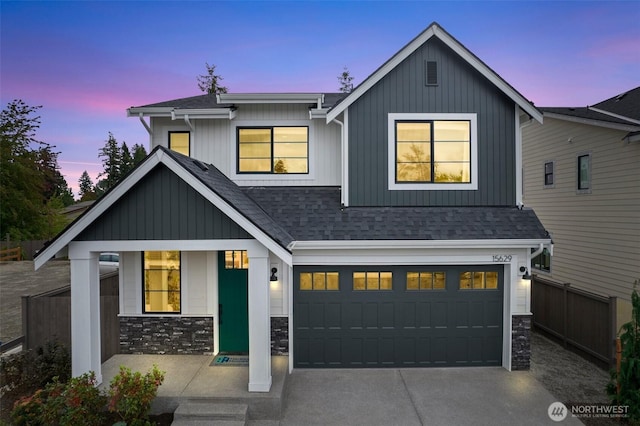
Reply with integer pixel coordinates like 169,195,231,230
294,265,503,368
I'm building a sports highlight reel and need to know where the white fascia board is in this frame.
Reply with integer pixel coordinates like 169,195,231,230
326,23,542,124
289,239,551,251
309,108,329,119
588,107,640,125
218,93,324,104
171,108,236,120
126,107,174,117
543,112,640,132
34,151,165,270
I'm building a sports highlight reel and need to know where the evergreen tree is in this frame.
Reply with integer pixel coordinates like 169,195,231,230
338,66,354,93
132,143,147,165
197,62,228,95
97,132,122,191
120,141,134,176
0,100,68,239
78,170,96,201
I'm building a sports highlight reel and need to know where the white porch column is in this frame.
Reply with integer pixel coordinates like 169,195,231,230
247,245,271,392
68,244,102,383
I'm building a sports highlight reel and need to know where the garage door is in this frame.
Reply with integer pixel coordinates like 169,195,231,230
294,265,503,368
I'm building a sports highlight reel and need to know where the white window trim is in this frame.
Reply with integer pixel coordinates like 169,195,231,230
230,119,316,182
387,113,478,191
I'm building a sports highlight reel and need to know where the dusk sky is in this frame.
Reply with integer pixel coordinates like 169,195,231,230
2,1,639,196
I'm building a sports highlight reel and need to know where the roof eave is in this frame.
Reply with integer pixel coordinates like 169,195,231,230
289,238,552,251
127,106,174,117
543,111,640,132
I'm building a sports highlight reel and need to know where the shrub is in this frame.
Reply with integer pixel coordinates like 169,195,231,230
0,340,70,421
108,365,165,426
607,280,640,422
41,373,107,426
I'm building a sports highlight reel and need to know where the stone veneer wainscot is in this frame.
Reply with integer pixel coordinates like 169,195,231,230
511,315,531,370
120,316,214,355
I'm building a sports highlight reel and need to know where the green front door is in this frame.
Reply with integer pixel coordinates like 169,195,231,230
218,251,249,353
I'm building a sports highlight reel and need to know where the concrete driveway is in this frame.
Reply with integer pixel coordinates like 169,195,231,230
280,367,583,426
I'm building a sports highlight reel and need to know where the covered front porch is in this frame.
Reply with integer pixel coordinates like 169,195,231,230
100,354,289,421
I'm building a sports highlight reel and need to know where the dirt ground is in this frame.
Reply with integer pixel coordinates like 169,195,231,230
530,331,619,425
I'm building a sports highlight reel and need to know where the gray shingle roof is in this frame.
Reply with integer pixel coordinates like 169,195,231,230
541,87,640,127
164,148,295,249
243,187,550,241
542,107,637,126
134,93,346,109
591,86,640,121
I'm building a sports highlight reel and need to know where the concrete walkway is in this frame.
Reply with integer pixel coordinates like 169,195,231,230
102,354,582,425
281,367,583,426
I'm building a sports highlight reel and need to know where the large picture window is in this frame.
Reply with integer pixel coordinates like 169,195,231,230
396,121,470,183
388,113,477,190
169,131,190,156
237,126,308,174
143,251,181,313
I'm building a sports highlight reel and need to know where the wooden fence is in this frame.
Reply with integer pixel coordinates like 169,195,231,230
531,275,617,368
0,240,46,260
0,247,22,261
21,273,120,363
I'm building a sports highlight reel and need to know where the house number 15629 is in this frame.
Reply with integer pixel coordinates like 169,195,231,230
492,255,512,262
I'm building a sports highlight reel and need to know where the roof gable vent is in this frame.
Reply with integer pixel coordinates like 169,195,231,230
425,61,438,86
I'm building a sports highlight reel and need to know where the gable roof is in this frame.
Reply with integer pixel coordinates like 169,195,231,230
34,146,294,269
244,187,550,242
326,22,542,123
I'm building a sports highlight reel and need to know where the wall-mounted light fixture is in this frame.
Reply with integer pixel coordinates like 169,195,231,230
520,266,531,280
270,267,278,282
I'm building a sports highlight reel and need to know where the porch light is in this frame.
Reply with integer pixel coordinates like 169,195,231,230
520,266,531,281
270,267,278,282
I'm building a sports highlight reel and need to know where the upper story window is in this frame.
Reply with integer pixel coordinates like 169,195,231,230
237,126,308,174
544,161,554,188
143,251,180,313
577,153,591,192
388,113,477,191
169,131,190,156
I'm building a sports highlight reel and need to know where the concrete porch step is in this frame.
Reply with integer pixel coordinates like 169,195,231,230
172,401,248,425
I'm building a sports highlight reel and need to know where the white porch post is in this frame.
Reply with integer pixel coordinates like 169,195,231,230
68,244,102,383
247,245,271,392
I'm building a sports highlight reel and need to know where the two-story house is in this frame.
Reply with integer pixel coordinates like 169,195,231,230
34,22,551,392
522,87,640,331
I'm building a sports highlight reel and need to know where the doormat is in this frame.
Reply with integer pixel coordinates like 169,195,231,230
210,354,249,366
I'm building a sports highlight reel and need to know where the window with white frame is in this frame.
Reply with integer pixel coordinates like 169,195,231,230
143,251,181,313
388,113,477,190
237,126,308,174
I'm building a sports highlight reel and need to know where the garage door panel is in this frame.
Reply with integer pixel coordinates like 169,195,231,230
347,302,363,329
294,265,503,368
432,301,448,328
325,303,341,329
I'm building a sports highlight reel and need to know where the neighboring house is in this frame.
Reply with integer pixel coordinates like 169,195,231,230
522,87,640,329
35,22,551,392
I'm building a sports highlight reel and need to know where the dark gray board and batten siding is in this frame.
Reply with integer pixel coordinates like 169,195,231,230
77,165,252,241
348,37,516,207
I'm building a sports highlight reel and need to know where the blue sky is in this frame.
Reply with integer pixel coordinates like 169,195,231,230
1,1,639,196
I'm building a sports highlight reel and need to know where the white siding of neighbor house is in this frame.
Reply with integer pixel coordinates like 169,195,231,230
149,104,341,186
522,117,640,303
